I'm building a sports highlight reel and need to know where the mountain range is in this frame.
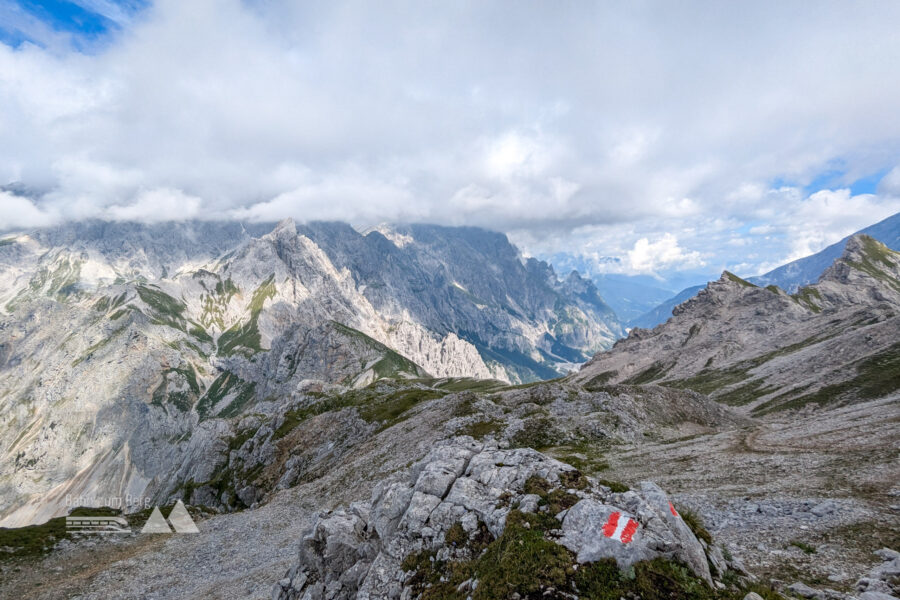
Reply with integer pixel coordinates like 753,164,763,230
577,234,900,415
0,218,897,600
0,218,622,526
626,211,900,330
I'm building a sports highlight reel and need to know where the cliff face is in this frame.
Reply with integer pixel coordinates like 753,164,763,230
576,234,900,416
0,219,623,526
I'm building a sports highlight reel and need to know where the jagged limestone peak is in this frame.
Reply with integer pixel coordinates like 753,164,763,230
720,270,758,288
818,233,900,295
843,233,897,261
576,234,900,413
268,217,298,238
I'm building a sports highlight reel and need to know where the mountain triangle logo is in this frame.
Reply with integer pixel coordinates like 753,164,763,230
140,500,199,534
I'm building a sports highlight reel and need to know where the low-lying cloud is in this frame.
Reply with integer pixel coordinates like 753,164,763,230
2,0,900,277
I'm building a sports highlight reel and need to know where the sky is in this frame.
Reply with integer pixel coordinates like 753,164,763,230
1,1,900,286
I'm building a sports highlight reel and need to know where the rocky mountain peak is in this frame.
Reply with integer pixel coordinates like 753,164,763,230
668,270,769,319
270,217,298,238
823,234,900,282
814,233,900,305
577,236,900,414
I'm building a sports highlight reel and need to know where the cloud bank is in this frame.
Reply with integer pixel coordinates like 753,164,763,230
1,0,900,278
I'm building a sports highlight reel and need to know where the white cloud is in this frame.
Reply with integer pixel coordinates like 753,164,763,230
107,188,203,223
626,234,705,274
878,166,900,197
0,192,58,228
0,1,899,276
780,188,900,262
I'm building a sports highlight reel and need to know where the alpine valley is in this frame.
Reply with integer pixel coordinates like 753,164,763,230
0,218,897,600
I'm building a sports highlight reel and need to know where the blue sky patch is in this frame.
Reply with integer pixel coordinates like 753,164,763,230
771,162,889,197
849,168,890,196
0,0,146,49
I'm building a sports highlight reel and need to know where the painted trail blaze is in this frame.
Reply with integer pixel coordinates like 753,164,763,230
601,511,639,543
669,502,679,517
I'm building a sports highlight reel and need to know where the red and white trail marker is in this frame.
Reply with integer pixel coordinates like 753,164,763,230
669,502,679,517
601,511,639,544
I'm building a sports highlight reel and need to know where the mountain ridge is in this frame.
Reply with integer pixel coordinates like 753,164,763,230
626,211,900,331
576,234,900,415
0,218,624,526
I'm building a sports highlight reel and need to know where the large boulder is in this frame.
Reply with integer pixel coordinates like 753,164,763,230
557,481,711,582
273,437,717,600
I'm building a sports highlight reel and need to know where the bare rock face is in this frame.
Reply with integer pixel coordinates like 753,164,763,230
273,438,716,600
0,219,624,526
576,234,900,416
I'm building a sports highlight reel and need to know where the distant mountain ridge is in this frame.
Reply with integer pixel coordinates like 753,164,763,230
749,211,900,292
0,218,623,526
629,211,900,330
577,234,900,416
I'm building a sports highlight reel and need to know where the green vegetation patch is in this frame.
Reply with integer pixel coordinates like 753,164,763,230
6,256,82,310
583,370,618,390
509,416,557,450
71,325,128,367
714,378,780,407
328,321,426,381
200,276,239,329
93,296,111,313
436,378,507,393
357,388,445,424
216,275,276,357
150,366,202,413
678,506,712,545
457,419,504,439
522,473,589,515
789,540,817,554
137,284,186,323
549,446,610,474
273,383,447,439
108,308,130,320
195,371,257,420
596,478,630,493
403,509,572,600
624,362,674,385
664,332,840,404
501,376,564,391
752,341,900,415
371,349,424,380
666,366,750,396
684,323,703,345
0,507,120,561
723,271,757,288
793,286,823,313
845,235,900,292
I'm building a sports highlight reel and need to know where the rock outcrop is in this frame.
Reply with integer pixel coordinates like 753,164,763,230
273,438,720,599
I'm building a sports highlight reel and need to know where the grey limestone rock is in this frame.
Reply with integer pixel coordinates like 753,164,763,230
273,437,718,599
